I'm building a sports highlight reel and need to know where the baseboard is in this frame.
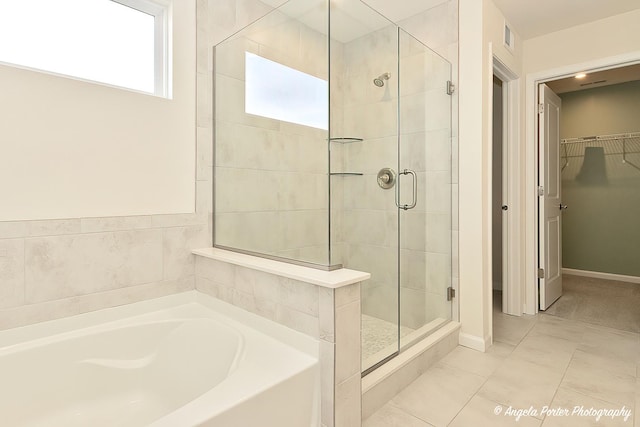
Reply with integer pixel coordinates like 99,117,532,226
562,268,640,284
458,332,490,352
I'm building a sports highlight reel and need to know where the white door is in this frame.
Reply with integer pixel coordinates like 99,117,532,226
538,84,563,310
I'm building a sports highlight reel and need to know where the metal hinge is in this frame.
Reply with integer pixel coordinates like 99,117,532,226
447,287,456,301
538,186,544,196
447,80,455,95
538,103,544,114
538,268,545,279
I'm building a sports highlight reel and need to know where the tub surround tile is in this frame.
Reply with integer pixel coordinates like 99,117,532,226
196,255,236,285
27,219,81,237
194,252,364,427
335,299,361,383
0,239,25,309
278,277,320,317
335,373,362,427
163,225,209,281
151,213,208,228
275,304,320,338
319,287,336,343
0,222,27,239
80,216,154,233
321,340,336,427
25,230,164,303
0,276,193,331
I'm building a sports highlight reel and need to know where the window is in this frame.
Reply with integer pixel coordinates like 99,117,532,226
245,52,328,130
0,0,168,96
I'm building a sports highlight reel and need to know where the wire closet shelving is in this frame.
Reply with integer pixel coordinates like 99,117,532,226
560,131,640,172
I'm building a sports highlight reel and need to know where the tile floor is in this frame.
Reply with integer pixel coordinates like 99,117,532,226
363,281,640,427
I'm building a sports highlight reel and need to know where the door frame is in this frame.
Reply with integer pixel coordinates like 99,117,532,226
523,50,640,314
492,55,521,316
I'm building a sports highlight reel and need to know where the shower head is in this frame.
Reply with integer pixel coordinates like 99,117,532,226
373,72,391,87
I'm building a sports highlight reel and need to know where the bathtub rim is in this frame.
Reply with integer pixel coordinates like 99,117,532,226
0,290,319,359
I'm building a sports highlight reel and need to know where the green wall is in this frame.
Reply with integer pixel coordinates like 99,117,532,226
560,80,640,277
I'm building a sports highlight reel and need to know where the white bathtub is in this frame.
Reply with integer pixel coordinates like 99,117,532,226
0,291,320,427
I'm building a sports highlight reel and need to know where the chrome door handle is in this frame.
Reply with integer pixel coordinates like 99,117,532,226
559,204,568,210
395,169,417,210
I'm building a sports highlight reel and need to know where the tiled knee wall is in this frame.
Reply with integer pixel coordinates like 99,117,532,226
194,255,362,427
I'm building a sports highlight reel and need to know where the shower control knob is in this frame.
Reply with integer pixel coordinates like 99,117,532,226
377,168,396,189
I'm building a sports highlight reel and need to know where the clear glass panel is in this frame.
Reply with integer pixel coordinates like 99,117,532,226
213,0,453,376
398,30,452,349
214,0,330,266
326,0,401,371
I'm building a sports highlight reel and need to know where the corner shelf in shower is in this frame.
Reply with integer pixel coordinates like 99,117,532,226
330,172,363,176
329,137,363,144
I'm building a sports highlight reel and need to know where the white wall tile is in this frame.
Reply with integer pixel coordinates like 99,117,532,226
275,304,319,338
163,225,209,281
151,213,207,228
335,373,362,427
27,219,81,237
0,239,25,309
0,276,193,331
25,230,164,303
80,216,153,233
335,299,361,382
319,287,335,342
278,277,320,317
0,222,26,239
196,256,235,285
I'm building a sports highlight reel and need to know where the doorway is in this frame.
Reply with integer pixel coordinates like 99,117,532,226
492,75,507,313
525,58,638,314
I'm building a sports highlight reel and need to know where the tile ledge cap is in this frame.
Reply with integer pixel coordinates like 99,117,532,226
192,248,370,289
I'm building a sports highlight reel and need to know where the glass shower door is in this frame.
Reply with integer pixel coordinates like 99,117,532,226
330,7,401,373
397,30,453,350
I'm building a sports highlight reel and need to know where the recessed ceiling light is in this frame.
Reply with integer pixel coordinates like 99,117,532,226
575,73,587,79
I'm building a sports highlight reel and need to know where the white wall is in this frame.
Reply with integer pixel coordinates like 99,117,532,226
0,1,196,221
524,9,640,75
0,0,210,332
458,0,523,350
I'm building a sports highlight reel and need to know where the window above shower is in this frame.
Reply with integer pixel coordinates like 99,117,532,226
245,52,328,130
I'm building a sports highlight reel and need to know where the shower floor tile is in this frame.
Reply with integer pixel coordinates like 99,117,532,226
362,314,415,363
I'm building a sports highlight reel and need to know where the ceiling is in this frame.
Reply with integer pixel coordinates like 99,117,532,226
258,0,448,43
492,0,640,39
546,63,640,94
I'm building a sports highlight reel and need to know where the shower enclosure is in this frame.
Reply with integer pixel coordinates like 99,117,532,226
213,0,453,374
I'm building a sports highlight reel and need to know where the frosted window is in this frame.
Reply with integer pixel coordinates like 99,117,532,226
0,0,161,94
245,52,328,130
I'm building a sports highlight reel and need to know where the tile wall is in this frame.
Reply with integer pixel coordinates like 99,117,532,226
211,3,332,266
194,254,363,427
338,1,459,330
0,215,209,330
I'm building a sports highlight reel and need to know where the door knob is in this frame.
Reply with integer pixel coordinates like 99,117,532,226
559,204,568,210
501,205,508,211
